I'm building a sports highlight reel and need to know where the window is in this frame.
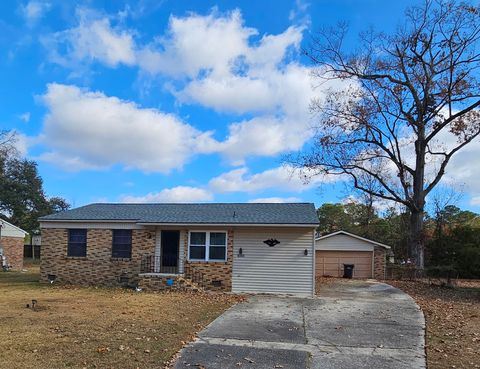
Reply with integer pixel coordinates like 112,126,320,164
112,229,132,258
188,231,227,261
189,232,206,260
68,229,87,257
209,232,227,260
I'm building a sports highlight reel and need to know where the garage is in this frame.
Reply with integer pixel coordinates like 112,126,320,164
232,227,315,296
316,250,373,278
315,231,390,279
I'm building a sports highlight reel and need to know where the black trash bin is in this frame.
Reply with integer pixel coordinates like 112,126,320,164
343,264,354,279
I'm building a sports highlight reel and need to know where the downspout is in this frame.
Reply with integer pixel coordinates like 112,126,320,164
312,227,316,297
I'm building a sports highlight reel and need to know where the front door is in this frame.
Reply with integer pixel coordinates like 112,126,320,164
161,230,180,273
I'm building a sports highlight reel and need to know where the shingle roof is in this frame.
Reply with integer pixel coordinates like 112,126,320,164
39,203,319,225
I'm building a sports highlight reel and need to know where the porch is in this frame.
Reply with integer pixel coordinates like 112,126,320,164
140,229,184,275
138,229,204,290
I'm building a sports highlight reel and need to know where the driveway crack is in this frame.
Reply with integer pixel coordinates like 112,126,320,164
302,303,308,345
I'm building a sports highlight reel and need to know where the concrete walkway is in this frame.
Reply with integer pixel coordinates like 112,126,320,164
174,280,426,369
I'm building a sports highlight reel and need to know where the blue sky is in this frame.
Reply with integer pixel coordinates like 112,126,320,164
1,0,479,212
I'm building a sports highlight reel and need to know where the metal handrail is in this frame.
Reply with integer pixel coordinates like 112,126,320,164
140,255,179,274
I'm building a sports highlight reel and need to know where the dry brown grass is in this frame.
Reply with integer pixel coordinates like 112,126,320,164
0,266,242,369
389,279,480,369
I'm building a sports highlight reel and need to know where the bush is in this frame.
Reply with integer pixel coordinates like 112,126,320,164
426,265,458,278
426,226,480,279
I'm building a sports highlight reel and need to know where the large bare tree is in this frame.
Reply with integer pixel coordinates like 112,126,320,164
295,0,480,268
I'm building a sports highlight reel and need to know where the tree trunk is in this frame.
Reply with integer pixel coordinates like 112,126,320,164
411,134,426,270
409,210,425,269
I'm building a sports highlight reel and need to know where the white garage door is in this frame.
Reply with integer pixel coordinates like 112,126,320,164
232,228,314,296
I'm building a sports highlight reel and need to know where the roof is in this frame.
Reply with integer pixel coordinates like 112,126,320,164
315,230,391,249
39,203,319,226
0,219,28,237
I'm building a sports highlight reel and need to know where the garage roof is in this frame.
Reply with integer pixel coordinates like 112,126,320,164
315,230,391,249
39,203,319,226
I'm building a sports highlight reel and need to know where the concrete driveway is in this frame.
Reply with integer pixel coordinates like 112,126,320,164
174,280,426,369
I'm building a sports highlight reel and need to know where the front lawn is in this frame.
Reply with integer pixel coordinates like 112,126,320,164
389,279,480,369
0,265,242,369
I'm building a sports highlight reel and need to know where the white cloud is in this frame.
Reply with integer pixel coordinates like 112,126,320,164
21,1,51,24
442,136,480,202
289,0,311,26
176,63,322,163
121,186,213,203
137,9,256,78
12,133,29,157
209,165,336,193
139,11,323,163
248,196,301,203
470,196,480,206
218,115,312,163
45,8,136,68
37,83,218,173
176,62,310,116
18,112,30,122
41,9,352,165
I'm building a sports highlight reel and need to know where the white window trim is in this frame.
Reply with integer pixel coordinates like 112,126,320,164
188,231,227,262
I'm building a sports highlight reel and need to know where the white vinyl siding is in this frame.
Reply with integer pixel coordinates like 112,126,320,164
0,220,27,238
232,227,314,296
315,234,374,251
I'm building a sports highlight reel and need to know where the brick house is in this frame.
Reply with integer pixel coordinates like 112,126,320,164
0,219,27,270
39,203,319,296
315,231,389,279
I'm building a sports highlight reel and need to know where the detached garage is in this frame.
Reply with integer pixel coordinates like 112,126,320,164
315,231,389,279
0,219,27,270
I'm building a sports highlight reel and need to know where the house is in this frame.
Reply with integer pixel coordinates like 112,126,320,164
0,219,28,269
315,230,390,279
39,203,319,296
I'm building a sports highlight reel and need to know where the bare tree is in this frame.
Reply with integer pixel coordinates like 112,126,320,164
294,0,480,268
0,130,16,157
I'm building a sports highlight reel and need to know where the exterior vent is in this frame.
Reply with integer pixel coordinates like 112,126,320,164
211,280,222,287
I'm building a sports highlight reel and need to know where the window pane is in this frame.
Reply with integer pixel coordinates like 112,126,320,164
190,232,206,245
68,229,87,257
190,245,206,260
210,232,226,246
69,229,86,243
112,230,132,258
68,245,86,257
112,248,131,258
209,246,226,260
113,229,132,244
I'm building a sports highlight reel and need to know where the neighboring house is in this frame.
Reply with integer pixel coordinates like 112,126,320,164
0,219,28,269
39,203,319,296
315,231,390,279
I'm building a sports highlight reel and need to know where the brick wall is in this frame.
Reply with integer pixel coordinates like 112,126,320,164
1,236,24,269
183,229,234,291
40,228,155,286
373,247,386,279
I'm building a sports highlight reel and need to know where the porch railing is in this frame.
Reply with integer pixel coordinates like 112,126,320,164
140,255,179,274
